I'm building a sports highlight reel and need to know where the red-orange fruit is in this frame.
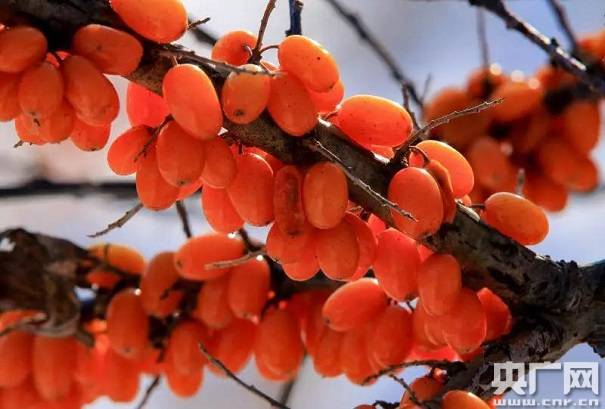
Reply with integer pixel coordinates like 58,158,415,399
388,167,444,239
201,136,237,188
107,126,151,175
441,289,487,354
175,234,244,280
103,348,141,402
222,64,271,124
254,308,305,379
166,320,208,374
491,78,543,122
522,169,568,212
32,336,77,401
211,30,258,66
14,114,44,145
338,95,413,147
70,118,110,151
282,235,320,281
315,219,360,280
0,72,19,121
0,329,32,387
227,258,270,318
302,161,348,229
106,289,149,358
345,212,378,278
207,319,256,375
483,192,549,245
164,362,203,397
72,24,143,75
192,274,234,329
177,177,204,200
266,221,313,264
409,140,474,198
20,100,75,143
417,254,462,316
18,62,63,119
313,326,344,377
126,82,169,127
278,35,339,92
110,0,188,43
227,152,275,226
442,391,491,409
466,64,507,98
400,376,442,407
156,120,206,186
202,187,244,234
135,146,179,210
140,252,184,318
340,326,375,384
537,138,598,192
0,26,47,73
87,243,146,288
373,228,419,300
273,165,307,236
162,64,222,140
477,288,512,341
309,79,345,113
267,71,318,136
467,136,517,193
368,305,413,367
322,278,388,331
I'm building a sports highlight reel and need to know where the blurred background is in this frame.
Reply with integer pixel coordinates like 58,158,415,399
1,0,604,407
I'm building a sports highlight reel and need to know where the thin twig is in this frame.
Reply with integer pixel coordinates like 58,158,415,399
175,201,193,239
277,378,297,406
199,343,291,409
324,0,423,109
205,248,266,270
250,0,278,63
285,0,304,36
88,202,144,238
134,116,171,162
187,16,218,45
135,376,161,409
304,136,416,222
476,8,490,68
545,0,577,50
0,179,136,198
389,374,429,409
187,17,210,30
364,360,466,384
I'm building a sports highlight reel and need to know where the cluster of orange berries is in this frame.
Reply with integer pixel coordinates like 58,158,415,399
425,30,605,212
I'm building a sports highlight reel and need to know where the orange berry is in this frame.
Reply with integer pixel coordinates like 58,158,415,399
32,336,76,401
106,289,149,358
340,326,374,384
156,120,206,186
467,136,517,192
309,79,344,113
110,0,187,43
227,152,275,226
87,243,145,288
278,35,339,92
412,301,446,349
166,320,209,374
267,71,318,136
62,55,119,126
175,234,245,280
107,126,151,175
70,118,110,151
466,64,507,98
211,30,258,65
344,212,378,278
315,219,360,280
104,348,141,402
442,289,487,354
417,254,462,316
491,78,543,122
164,361,203,397
522,169,568,212
561,101,600,153
18,61,63,119
193,274,234,329
483,192,549,245
222,64,271,124
282,235,320,281
537,138,598,192
0,72,19,121
140,252,184,318
388,167,444,239
442,391,490,409
227,258,270,319
177,177,204,200
0,26,47,73
17,100,75,143
322,278,388,331
201,187,244,234
369,305,413,367
400,376,442,407
477,288,512,341
14,114,44,144
303,162,348,229
273,165,307,236
373,228,419,301
266,222,313,263
201,136,237,188
509,108,549,155
136,146,179,210
338,95,413,147
126,82,169,127
207,318,256,375
313,327,344,377
0,330,32,387
162,64,222,140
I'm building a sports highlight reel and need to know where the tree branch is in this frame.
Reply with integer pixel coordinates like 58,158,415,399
544,0,576,51
285,0,303,36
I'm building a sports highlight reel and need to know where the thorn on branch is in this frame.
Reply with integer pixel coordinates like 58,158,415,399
175,200,193,239
476,8,490,68
285,0,304,36
545,0,577,51
135,376,161,409
88,202,144,238
199,343,291,409
388,374,430,409
364,360,466,385
250,0,278,64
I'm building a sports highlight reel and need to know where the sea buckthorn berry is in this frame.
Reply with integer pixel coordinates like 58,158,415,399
136,146,179,210
267,71,318,136
313,327,344,377
193,274,234,329
388,167,444,239
104,348,141,402
227,152,275,226
0,329,32,387
254,308,305,379
282,236,320,281
107,126,152,176
477,288,512,341
207,319,256,376
162,64,222,140
373,228,419,301
106,289,149,358
309,79,344,113
15,114,45,144
164,361,203,398
18,62,63,119
166,320,208,374
340,326,374,385
110,0,188,43
70,118,110,151
369,305,413,367
178,177,204,200
412,300,445,349
62,55,119,126
303,162,348,229
442,289,487,354
425,159,457,224
18,101,75,143
273,165,307,236
0,72,19,121
315,219,360,280
322,278,388,331
400,377,442,407
409,140,474,198
72,24,143,75
509,108,549,155
466,64,506,98
88,243,145,289
344,212,377,278
338,95,413,147
126,82,169,127
201,137,238,188
266,222,314,264
491,78,543,122
442,391,490,409
211,30,258,66
467,136,517,193
227,258,270,319
417,254,462,316
561,101,600,154
522,169,568,212
0,26,47,73
32,336,77,401
222,64,271,124
140,252,183,318
202,187,244,234
278,35,339,92
537,138,598,192
175,234,245,280
156,120,206,186
483,192,549,245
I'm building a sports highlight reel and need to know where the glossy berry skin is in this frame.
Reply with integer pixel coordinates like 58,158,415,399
135,146,179,210
417,254,462,316
201,137,237,189
227,258,271,319
110,0,188,43
192,274,233,329
373,228,419,301
175,234,244,280
201,187,244,234
18,62,63,120
278,35,340,92
156,120,206,186
369,305,413,367
0,72,19,121
442,289,487,354
211,31,258,65
315,219,360,280
32,336,77,401
273,165,307,236
126,82,170,127
267,71,318,137
303,162,348,229
0,26,47,73
477,287,513,341
221,64,271,124
70,119,111,151
107,126,151,176
106,289,149,359
140,252,183,318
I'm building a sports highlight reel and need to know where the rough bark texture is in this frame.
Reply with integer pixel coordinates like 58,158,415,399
1,0,605,402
